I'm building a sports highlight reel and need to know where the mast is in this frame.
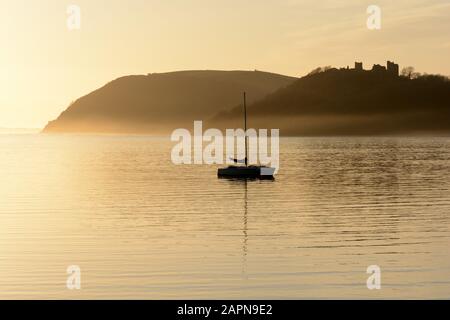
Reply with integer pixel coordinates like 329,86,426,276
244,92,248,167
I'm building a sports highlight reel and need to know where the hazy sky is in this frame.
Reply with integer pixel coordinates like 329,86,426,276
1,0,449,128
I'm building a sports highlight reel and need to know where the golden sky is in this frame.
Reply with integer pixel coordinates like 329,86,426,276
1,0,449,128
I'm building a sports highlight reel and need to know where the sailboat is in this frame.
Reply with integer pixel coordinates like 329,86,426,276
218,92,276,178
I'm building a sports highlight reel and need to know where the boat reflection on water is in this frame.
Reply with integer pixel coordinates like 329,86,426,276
218,176,275,277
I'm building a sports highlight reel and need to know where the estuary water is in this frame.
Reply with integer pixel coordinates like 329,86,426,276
0,135,449,299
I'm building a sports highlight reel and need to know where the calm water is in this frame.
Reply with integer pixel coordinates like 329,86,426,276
0,135,449,299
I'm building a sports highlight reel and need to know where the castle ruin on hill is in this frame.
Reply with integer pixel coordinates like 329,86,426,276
342,61,399,77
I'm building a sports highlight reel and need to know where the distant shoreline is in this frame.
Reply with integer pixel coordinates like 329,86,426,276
37,132,450,138
0,128,41,134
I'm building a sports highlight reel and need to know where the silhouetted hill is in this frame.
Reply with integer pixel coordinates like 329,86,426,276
43,70,296,133
212,69,450,135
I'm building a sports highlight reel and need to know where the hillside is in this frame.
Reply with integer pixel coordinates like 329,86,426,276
212,68,450,135
43,70,296,134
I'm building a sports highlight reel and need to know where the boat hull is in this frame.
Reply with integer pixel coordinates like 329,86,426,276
217,166,275,178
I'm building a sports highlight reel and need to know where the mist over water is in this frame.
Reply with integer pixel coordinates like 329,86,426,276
0,135,449,299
